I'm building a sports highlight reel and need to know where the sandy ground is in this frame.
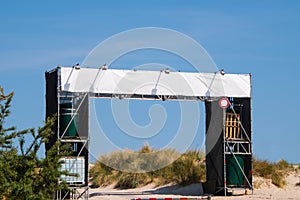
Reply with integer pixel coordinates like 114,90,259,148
87,172,300,200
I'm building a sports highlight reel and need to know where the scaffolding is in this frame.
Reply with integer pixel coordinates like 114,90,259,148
45,68,90,199
56,89,90,199
222,99,253,195
46,66,253,198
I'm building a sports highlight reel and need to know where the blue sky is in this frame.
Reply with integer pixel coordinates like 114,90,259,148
0,1,299,163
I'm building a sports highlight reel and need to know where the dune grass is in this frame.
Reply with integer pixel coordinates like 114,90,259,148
253,158,294,188
90,145,206,189
296,165,300,186
91,145,295,189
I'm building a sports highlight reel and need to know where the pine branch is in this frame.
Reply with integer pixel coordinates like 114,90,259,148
0,86,72,198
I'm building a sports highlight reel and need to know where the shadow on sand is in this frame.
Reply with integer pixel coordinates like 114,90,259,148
89,183,204,198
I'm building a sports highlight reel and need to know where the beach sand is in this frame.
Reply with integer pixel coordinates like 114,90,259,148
88,172,300,200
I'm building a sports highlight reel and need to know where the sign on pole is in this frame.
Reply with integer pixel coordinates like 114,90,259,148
219,97,230,109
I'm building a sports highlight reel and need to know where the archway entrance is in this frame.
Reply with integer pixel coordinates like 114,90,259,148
46,66,252,199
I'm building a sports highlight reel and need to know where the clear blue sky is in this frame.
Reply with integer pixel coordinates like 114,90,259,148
0,1,299,163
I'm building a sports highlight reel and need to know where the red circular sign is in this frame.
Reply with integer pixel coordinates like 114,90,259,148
219,98,230,108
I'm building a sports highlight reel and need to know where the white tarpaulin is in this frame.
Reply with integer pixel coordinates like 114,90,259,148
60,67,251,98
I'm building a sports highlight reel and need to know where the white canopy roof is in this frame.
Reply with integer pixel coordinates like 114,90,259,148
59,67,251,98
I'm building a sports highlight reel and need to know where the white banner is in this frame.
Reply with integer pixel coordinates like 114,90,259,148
60,67,251,98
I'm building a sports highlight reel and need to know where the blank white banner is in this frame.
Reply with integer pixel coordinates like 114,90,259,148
60,67,251,98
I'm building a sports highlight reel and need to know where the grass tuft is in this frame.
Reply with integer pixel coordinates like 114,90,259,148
253,158,293,188
90,145,205,188
91,148,295,189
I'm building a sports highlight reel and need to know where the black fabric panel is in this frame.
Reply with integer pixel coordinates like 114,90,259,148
45,70,58,151
72,94,89,186
205,99,224,190
76,94,89,138
238,98,251,140
77,94,89,185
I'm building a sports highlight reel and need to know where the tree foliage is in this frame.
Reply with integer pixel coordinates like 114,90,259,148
0,86,70,199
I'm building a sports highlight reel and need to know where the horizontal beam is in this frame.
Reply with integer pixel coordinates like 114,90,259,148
91,93,207,101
